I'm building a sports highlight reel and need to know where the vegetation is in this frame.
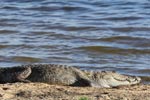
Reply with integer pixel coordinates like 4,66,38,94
79,97,90,100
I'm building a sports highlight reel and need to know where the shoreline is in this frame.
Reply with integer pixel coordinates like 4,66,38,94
0,83,149,100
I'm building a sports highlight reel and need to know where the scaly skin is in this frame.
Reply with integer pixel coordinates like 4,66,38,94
0,64,141,88
0,66,31,83
83,70,141,88
26,64,93,86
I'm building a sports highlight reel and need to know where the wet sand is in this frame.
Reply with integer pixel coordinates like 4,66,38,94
0,83,149,100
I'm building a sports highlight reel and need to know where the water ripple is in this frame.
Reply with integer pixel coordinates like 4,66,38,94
79,46,150,54
100,36,150,47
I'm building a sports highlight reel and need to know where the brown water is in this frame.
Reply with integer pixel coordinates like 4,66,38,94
0,0,150,83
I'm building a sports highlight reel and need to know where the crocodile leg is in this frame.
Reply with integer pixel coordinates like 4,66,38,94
16,67,32,83
69,78,92,87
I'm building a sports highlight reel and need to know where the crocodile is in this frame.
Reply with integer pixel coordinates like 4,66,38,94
0,64,141,88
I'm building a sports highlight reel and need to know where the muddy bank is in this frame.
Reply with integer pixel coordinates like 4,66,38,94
0,83,149,100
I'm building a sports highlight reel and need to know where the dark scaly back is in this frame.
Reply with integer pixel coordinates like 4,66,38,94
26,64,92,86
26,64,77,84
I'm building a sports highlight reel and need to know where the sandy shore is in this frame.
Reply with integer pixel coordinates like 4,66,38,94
0,83,149,100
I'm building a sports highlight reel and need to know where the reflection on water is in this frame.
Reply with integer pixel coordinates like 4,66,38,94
0,0,150,83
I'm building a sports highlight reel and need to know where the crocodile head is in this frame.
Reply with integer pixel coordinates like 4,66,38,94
84,71,141,88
